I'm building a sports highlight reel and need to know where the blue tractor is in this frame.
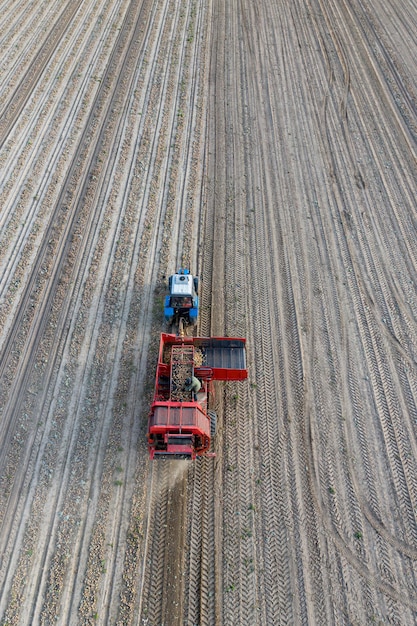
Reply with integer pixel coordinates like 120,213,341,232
164,269,199,329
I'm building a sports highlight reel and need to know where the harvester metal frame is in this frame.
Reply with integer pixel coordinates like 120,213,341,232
147,333,247,460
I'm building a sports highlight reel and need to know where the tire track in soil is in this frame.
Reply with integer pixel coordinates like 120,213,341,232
202,0,297,622
210,0,262,623
173,4,220,624
177,8,224,621
217,0,326,622
177,0,229,623
183,462,204,624
177,0,247,622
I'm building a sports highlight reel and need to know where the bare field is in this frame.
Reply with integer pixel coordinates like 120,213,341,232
0,0,417,624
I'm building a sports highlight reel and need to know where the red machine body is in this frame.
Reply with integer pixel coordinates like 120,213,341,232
148,333,247,459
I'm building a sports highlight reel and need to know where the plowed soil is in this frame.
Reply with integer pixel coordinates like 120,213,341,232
1,0,417,624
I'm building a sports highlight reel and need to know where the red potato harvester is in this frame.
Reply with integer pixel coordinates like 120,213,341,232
147,333,247,460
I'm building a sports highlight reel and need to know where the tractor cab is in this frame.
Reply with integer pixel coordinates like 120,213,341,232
164,269,199,326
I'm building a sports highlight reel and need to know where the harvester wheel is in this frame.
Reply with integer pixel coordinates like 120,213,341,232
208,410,217,438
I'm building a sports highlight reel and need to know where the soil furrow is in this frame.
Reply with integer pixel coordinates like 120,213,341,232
0,0,84,146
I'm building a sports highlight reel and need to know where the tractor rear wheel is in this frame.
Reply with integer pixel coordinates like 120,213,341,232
208,410,217,438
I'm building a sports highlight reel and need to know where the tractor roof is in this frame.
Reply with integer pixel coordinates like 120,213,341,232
171,273,193,295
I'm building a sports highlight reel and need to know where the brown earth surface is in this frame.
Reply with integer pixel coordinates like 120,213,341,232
0,0,417,624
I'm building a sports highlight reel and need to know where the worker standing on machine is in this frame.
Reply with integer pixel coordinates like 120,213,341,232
184,376,201,401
